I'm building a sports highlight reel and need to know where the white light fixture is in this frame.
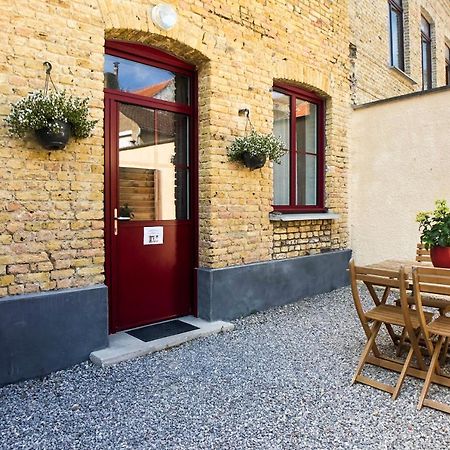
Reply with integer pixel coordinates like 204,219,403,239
151,3,178,31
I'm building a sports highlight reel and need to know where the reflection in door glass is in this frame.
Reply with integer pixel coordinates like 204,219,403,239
104,55,190,104
118,104,189,221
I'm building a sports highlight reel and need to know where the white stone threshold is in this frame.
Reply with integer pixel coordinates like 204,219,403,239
90,316,234,367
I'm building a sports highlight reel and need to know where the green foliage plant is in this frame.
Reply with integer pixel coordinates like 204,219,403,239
227,130,287,164
4,90,97,139
416,199,450,249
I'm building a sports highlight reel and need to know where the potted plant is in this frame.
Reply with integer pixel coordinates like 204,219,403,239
228,130,287,170
4,90,96,150
416,199,450,268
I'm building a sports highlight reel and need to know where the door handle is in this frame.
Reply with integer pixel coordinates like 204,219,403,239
114,208,132,236
113,208,118,236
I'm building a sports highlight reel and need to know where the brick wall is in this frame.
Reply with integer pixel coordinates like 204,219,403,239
0,1,105,297
350,0,450,104
273,220,333,259
0,0,350,296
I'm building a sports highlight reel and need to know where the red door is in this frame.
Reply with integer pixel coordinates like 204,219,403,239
104,42,197,332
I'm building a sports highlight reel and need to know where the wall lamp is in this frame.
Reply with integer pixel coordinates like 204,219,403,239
151,3,178,31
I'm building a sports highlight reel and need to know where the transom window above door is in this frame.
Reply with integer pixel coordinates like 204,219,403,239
104,53,190,104
272,84,325,212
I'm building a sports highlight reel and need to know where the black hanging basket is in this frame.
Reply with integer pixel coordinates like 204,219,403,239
35,120,70,150
242,152,266,170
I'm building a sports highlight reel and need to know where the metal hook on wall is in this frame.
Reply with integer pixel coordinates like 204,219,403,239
43,61,52,74
238,108,253,134
43,61,57,95
238,108,249,118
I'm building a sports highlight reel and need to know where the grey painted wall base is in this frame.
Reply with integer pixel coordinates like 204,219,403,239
0,285,108,386
197,249,352,321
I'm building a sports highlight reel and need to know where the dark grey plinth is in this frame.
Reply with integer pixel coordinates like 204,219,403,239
0,285,108,386
198,249,351,321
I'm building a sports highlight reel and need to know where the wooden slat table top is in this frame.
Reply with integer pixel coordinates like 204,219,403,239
365,259,432,278
365,259,450,308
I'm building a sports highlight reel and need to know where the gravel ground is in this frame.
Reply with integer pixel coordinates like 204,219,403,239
1,286,450,450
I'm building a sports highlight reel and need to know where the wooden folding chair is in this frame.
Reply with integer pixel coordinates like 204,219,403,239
416,243,431,263
349,259,432,399
413,266,450,414
396,244,449,317
395,244,449,354
413,243,449,314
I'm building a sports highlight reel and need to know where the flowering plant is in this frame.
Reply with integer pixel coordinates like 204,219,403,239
4,90,96,139
416,199,450,249
227,131,287,164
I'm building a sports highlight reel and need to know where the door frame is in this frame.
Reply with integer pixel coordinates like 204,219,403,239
104,40,199,333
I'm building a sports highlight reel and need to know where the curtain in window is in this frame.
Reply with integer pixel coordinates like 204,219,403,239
273,92,290,205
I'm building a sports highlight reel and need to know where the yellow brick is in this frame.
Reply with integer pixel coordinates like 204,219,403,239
0,275,14,287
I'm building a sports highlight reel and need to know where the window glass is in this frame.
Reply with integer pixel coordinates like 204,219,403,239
118,103,189,221
421,16,431,37
389,1,404,70
296,100,317,206
446,44,449,85
304,155,317,206
421,41,432,90
420,16,432,90
390,10,399,66
104,54,190,104
296,101,317,155
273,91,291,205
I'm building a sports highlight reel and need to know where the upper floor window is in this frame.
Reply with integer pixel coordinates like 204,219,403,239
388,0,405,71
446,44,450,86
272,84,325,212
421,16,432,90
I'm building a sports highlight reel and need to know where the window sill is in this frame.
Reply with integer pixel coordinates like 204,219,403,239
269,212,340,222
388,66,418,85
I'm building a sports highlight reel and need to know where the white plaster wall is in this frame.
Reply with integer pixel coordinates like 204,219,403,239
350,88,450,265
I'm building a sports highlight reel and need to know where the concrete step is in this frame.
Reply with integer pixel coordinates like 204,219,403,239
90,316,234,367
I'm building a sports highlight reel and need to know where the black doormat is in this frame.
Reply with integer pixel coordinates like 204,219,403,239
127,320,199,342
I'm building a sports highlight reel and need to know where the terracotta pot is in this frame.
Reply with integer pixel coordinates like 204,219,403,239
35,120,70,150
430,246,450,269
242,152,266,170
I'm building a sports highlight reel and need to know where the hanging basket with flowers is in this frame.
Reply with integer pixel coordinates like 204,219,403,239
228,131,287,170
5,90,97,150
227,110,287,170
4,62,96,150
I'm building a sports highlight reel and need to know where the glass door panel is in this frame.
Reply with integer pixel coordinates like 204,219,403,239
118,103,189,221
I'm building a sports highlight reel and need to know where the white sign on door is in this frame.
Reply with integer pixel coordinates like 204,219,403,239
143,226,163,245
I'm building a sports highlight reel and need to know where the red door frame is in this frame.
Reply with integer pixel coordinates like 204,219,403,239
104,40,199,333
